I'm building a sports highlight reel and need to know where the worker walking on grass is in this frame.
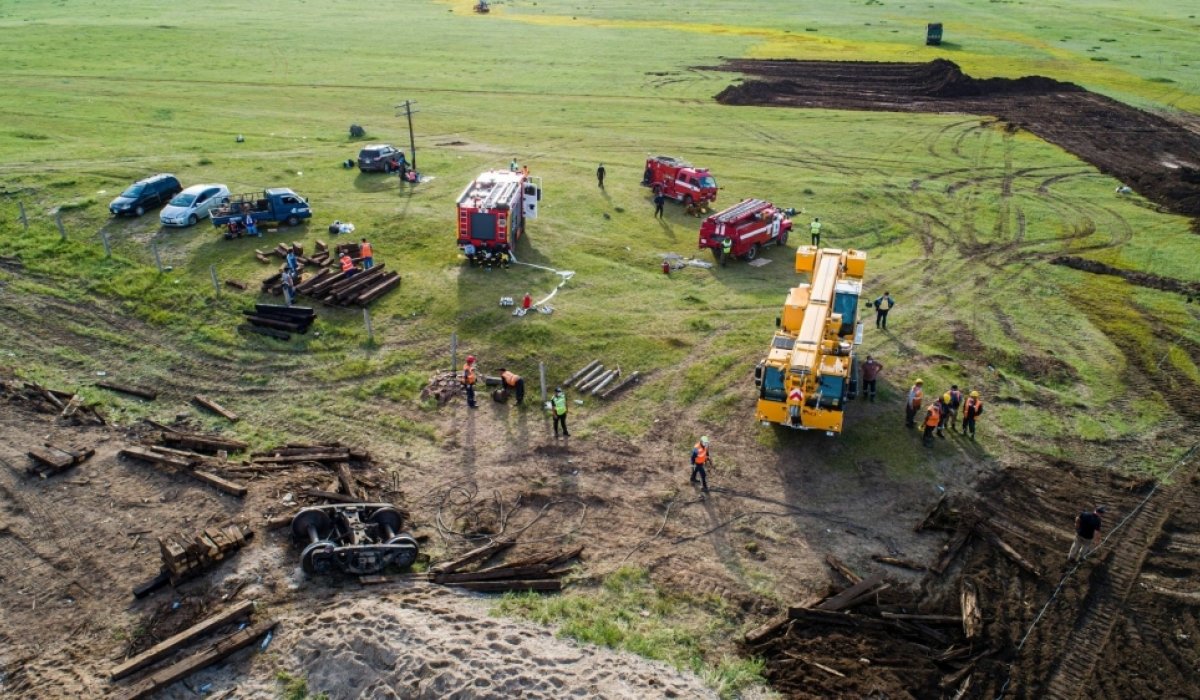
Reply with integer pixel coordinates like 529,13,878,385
873,291,895,330
810,217,822,246
861,355,883,402
596,163,606,189
1068,506,1106,562
654,191,666,219
905,378,924,428
690,436,711,493
961,390,984,439
462,355,478,409
360,238,374,270
922,400,942,447
552,387,569,438
499,368,525,405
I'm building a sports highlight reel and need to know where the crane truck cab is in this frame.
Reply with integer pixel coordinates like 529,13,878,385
698,198,792,262
456,170,541,267
754,247,867,435
641,155,718,208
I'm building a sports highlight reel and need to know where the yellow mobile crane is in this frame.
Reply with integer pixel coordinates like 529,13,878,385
753,246,867,435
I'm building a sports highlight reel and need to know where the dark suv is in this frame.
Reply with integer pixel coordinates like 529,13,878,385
357,144,405,173
109,173,182,217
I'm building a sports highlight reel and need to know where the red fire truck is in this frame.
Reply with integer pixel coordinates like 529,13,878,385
698,198,792,262
641,155,718,207
456,170,541,266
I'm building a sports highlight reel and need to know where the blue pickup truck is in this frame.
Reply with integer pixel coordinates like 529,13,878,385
210,188,312,230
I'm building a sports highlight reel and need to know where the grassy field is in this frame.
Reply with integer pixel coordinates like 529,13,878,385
1,0,1198,694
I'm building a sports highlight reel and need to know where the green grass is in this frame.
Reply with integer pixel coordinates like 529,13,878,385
274,671,329,700
495,567,766,698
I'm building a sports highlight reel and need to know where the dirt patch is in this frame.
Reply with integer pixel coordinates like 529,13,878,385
708,59,1200,220
950,321,1077,385
1051,255,1200,298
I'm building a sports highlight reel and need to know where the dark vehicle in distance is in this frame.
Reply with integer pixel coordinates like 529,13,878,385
109,174,182,217
357,144,406,173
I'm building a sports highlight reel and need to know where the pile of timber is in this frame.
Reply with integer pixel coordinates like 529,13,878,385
159,523,255,583
430,540,581,593
27,442,94,477
241,303,316,340
561,360,642,400
109,600,276,700
420,369,462,406
0,378,105,425
120,426,249,497
295,263,401,307
249,442,371,465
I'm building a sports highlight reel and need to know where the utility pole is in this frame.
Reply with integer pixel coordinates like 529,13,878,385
396,99,419,171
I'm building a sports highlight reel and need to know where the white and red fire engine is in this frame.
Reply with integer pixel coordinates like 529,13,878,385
455,170,541,266
698,198,792,262
641,155,718,207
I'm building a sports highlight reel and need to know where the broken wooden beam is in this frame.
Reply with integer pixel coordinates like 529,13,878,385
109,601,255,680
600,371,641,399
914,493,948,532
824,554,862,585
303,488,365,504
191,470,248,498
252,451,351,464
446,579,562,593
95,381,158,401
193,395,238,422
815,572,884,612
434,564,552,584
961,579,982,639
132,570,171,599
120,446,194,470
871,554,928,572
336,463,361,500
879,612,962,624
27,443,93,475
932,528,972,575
430,539,515,575
744,615,790,645
113,619,277,700
160,432,248,454
975,525,1040,578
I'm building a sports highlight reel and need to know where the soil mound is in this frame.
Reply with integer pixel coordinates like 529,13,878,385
711,59,1200,219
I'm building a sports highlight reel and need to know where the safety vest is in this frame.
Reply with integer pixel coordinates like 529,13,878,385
361,242,373,258
925,403,942,427
501,370,520,387
964,397,983,418
909,386,923,408
552,394,567,415
340,255,353,272
693,443,708,466
462,363,476,386
722,237,732,254
810,220,821,234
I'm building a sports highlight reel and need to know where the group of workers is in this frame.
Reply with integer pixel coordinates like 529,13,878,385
906,379,985,447
277,238,375,306
461,355,570,436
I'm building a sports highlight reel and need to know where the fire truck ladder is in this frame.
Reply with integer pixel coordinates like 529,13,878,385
481,180,519,210
712,199,769,224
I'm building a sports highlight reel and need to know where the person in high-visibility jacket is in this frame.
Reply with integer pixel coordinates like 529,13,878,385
499,369,525,405
961,390,984,439
551,387,569,438
690,436,711,493
360,238,374,270
810,217,822,246
923,401,942,447
721,236,733,267
905,378,924,428
339,252,356,279
462,355,478,409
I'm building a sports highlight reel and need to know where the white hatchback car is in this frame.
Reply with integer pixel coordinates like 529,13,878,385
160,184,230,227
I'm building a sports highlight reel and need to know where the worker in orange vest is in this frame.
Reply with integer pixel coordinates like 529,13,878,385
360,238,374,270
690,436,711,493
923,401,942,448
462,355,478,409
339,252,356,279
905,378,924,428
961,390,984,440
499,368,525,405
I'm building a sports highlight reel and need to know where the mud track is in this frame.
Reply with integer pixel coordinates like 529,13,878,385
709,59,1200,220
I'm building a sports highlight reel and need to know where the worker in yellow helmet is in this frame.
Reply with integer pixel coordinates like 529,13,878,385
961,390,984,440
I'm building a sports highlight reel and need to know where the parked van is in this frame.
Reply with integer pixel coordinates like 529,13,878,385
109,174,182,217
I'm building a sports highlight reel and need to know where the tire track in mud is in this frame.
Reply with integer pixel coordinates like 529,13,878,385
1041,453,1200,700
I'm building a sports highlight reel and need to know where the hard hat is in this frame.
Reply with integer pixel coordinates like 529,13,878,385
466,355,476,363
914,378,923,384
943,392,952,403
555,386,563,393
970,391,980,398
700,436,710,446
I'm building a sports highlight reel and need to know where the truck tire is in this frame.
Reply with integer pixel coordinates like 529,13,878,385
683,195,694,207
744,243,759,261
286,215,300,227
711,247,722,262
777,230,788,246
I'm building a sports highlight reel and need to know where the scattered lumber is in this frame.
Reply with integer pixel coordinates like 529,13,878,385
562,360,600,388
113,619,277,700
600,370,641,399
590,368,621,396
157,523,255,584
420,370,462,406
744,615,790,645
932,528,972,575
815,572,885,612
336,463,361,500
95,381,158,401
159,431,247,454
109,601,255,680
872,554,928,572
193,394,239,422
975,525,1040,578
120,446,192,470
434,547,581,593
224,279,247,291
191,470,248,497
0,379,104,424
430,539,515,575
304,488,364,504
27,443,94,476
914,493,948,532
120,446,248,498
961,579,982,639
824,554,862,585
879,612,962,624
